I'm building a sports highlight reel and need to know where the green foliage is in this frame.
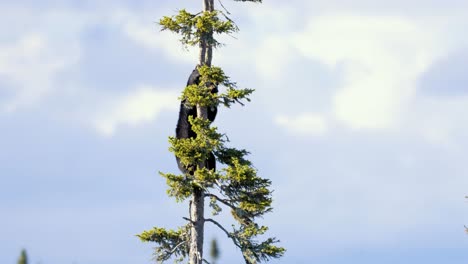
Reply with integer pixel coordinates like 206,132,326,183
17,249,27,264
145,74,284,262
159,172,193,202
170,117,221,170
181,65,254,109
160,10,238,49
138,226,189,263
211,156,284,263
159,118,285,263
233,224,285,263
209,196,222,215
140,1,285,263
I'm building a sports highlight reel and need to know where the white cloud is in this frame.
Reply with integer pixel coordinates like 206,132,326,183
0,6,193,136
92,86,179,136
121,16,198,63
83,9,468,145
0,33,80,112
118,4,297,71
254,35,293,80
0,8,88,113
292,15,445,130
275,113,327,136
403,95,468,148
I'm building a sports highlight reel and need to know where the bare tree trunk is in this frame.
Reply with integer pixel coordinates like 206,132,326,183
199,0,214,66
189,186,205,264
205,0,214,66
199,41,206,66
189,0,214,263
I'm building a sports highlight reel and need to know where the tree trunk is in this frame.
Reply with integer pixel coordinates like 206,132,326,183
189,186,205,264
189,0,214,263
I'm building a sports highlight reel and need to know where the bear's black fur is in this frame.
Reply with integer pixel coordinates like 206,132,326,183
175,67,217,174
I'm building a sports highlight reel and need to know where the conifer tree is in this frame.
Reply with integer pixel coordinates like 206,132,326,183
138,0,285,263
210,238,220,264
17,249,28,264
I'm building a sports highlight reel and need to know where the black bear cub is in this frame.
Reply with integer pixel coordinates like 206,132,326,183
175,67,218,174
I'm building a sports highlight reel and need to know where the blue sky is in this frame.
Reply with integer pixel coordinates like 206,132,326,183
1,0,468,263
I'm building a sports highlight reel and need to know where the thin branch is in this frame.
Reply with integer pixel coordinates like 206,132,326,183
216,9,239,41
234,98,245,106
217,0,231,15
183,217,196,224
205,218,241,249
205,193,236,210
168,241,186,254
189,200,193,221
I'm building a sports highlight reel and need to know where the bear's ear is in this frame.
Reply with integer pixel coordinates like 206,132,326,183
187,67,201,86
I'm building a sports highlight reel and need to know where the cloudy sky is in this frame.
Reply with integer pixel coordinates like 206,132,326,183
1,0,468,263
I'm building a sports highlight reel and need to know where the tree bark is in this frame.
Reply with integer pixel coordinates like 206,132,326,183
189,0,214,263
205,0,214,66
189,186,205,264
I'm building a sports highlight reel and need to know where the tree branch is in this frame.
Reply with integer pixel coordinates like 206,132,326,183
205,193,236,210
217,0,231,15
168,241,186,255
205,218,241,249
234,98,245,106
183,217,196,224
